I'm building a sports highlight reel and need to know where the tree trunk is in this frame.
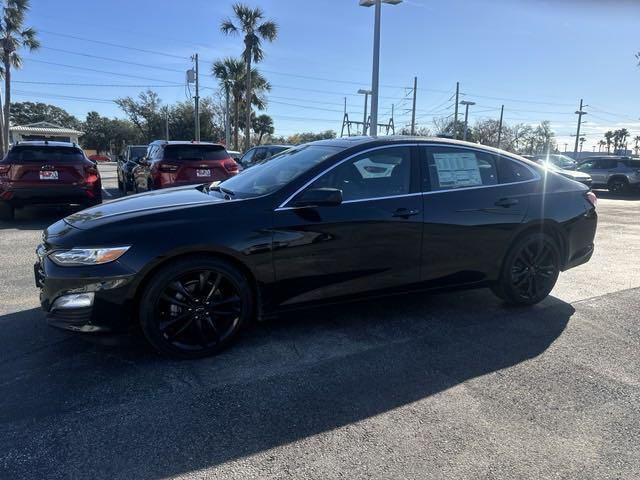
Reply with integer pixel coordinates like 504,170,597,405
257,132,263,145
3,58,10,153
244,50,252,152
233,94,240,151
0,89,4,155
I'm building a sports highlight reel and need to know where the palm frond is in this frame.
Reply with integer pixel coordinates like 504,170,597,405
257,21,278,41
220,19,238,35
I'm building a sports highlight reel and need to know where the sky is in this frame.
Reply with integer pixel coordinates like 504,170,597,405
14,0,640,151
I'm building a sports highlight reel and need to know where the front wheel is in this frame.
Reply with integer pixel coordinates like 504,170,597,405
139,256,253,359
491,233,560,306
608,178,628,195
0,202,14,221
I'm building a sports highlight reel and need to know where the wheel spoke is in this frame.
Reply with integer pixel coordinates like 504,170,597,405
161,293,190,309
169,281,196,303
159,311,191,332
165,315,194,341
205,316,220,342
198,271,211,295
194,318,208,347
204,273,222,301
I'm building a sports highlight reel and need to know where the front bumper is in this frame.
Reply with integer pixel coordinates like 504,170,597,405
35,249,138,333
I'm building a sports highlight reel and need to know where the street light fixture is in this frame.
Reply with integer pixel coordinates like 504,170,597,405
459,100,475,141
357,89,373,135
360,0,403,137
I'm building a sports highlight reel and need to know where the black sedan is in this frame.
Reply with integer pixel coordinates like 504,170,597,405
35,137,597,358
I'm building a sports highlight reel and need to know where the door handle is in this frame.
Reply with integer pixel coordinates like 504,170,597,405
392,208,420,218
494,198,519,208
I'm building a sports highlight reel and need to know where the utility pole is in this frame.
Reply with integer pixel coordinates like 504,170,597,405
165,108,170,141
564,143,568,152
193,53,201,142
224,85,231,147
460,100,475,141
358,89,372,135
410,76,417,135
496,104,504,148
369,0,382,137
453,82,460,139
573,98,587,155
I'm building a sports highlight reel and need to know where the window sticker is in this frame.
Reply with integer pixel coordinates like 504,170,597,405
433,152,482,188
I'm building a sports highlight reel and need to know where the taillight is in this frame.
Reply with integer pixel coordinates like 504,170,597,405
84,165,99,184
158,162,180,173
223,159,238,172
585,191,597,209
0,164,11,177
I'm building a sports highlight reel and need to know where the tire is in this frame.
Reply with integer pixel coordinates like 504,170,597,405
491,232,560,306
117,177,124,193
139,256,253,359
0,202,14,221
608,177,628,195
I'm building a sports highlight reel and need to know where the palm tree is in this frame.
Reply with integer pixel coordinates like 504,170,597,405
0,0,39,151
253,114,273,144
604,131,613,154
221,3,277,151
212,57,244,150
619,128,629,153
212,58,270,150
598,140,606,152
634,135,640,155
579,136,586,152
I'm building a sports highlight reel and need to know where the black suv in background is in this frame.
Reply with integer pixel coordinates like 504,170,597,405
576,156,640,194
238,144,292,170
117,144,147,194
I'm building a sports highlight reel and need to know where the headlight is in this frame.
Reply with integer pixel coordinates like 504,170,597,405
49,246,131,266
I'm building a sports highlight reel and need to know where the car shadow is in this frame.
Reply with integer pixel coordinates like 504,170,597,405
593,189,640,201
0,289,574,479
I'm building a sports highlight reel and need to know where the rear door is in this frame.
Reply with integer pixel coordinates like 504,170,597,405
419,145,534,286
272,145,423,306
7,146,86,186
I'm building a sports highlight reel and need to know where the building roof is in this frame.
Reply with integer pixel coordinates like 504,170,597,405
9,121,84,136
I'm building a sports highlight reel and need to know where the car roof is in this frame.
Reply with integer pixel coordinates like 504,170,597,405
12,141,79,148
148,140,224,146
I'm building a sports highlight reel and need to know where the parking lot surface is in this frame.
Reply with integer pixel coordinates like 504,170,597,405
0,164,639,479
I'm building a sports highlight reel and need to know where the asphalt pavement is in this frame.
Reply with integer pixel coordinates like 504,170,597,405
0,163,639,479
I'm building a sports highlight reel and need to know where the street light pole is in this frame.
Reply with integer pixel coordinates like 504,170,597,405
358,89,372,135
460,100,475,141
360,0,402,137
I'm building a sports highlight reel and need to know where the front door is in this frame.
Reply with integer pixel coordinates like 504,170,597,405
271,145,423,307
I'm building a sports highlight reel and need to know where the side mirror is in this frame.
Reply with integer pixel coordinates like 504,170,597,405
293,188,343,208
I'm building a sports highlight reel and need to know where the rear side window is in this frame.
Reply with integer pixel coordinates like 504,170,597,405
423,147,498,191
595,158,617,169
497,157,535,183
163,145,228,161
6,146,85,163
621,159,640,168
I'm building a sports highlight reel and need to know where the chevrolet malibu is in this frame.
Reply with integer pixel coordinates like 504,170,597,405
35,137,597,358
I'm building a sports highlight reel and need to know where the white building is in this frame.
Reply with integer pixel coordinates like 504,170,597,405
9,121,84,144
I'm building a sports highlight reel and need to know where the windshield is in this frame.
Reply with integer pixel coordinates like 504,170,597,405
6,146,85,163
130,146,147,160
218,145,341,197
164,145,229,161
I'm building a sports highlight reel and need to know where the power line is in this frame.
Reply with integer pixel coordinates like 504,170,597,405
39,46,185,73
39,29,187,60
14,80,183,88
13,89,115,103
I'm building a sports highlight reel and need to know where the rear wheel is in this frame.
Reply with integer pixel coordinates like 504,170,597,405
117,177,124,193
608,177,628,195
0,202,14,221
491,233,560,306
139,256,253,359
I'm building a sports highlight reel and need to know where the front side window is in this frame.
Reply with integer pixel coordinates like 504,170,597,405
577,161,594,171
423,147,498,191
305,147,411,202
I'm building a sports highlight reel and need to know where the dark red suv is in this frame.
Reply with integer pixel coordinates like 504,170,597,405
132,141,238,192
0,141,102,220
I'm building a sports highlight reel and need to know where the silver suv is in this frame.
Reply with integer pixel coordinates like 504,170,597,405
576,156,640,194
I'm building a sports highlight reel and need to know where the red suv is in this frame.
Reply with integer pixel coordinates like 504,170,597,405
0,141,102,220
132,141,238,192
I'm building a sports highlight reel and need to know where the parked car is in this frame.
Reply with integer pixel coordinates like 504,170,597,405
226,150,242,162
575,156,640,194
117,144,147,194
132,141,238,192
533,159,592,188
88,154,112,163
35,137,597,358
533,153,577,170
238,144,292,170
0,141,102,220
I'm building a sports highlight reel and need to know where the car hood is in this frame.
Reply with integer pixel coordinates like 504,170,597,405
559,169,591,180
64,185,224,230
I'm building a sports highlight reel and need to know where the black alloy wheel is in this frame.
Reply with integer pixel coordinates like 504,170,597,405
140,257,252,358
608,178,628,195
492,233,560,305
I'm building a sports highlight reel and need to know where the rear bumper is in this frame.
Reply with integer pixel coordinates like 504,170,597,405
1,184,101,206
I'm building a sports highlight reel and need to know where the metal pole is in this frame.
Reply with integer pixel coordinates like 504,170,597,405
463,103,470,141
363,92,369,136
453,82,459,139
194,53,200,142
410,76,417,135
165,109,169,141
496,104,504,148
225,86,231,147
369,0,382,137
574,98,585,155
